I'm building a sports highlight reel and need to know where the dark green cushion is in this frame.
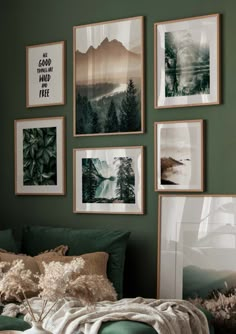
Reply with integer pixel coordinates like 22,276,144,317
99,321,157,334
0,229,18,252
0,316,31,331
22,225,130,299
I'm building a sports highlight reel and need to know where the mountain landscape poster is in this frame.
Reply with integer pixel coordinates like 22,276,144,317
73,16,144,136
158,195,236,334
154,119,204,191
73,146,144,214
14,117,65,195
154,14,220,108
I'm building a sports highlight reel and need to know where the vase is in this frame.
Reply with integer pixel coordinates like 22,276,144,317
24,321,53,334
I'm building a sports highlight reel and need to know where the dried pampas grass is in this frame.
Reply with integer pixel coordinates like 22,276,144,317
68,274,117,305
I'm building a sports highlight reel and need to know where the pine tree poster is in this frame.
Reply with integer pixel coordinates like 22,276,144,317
73,146,144,214
73,16,144,136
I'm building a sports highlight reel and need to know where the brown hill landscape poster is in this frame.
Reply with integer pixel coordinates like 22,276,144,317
73,16,144,136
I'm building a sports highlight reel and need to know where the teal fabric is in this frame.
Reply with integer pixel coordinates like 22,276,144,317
0,229,18,252
198,306,215,334
22,225,130,299
0,317,214,334
0,315,31,330
99,320,157,334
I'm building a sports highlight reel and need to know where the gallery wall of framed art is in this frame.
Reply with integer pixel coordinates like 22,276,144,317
5,0,233,300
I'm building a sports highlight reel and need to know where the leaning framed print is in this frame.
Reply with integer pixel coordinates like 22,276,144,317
73,16,144,136
154,14,220,108
158,194,236,333
26,41,65,108
154,119,204,192
14,117,65,195
73,146,144,214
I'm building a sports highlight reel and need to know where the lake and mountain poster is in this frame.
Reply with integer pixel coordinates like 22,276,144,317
82,156,135,204
73,16,144,136
74,147,143,214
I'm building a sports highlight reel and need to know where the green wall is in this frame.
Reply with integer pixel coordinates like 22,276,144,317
1,0,236,298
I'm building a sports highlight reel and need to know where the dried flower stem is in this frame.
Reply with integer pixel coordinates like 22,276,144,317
22,290,37,322
41,301,57,321
38,299,48,322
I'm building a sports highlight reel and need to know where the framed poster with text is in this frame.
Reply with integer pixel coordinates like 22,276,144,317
26,41,65,108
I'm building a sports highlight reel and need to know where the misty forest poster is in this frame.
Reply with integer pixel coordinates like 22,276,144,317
155,14,219,108
73,16,144,135
165,29,210,97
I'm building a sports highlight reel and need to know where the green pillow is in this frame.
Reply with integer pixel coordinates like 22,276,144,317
0,229,18,252
0,315,31,330
99,321,157,334
22,225,130,299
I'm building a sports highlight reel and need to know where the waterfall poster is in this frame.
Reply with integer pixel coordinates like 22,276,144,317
73,16,144,136
154,14,220,108
73,146,144,214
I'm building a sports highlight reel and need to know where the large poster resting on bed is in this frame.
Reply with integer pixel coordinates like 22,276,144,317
158,195,236,334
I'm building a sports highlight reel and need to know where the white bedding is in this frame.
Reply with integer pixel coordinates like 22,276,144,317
3,297,210,334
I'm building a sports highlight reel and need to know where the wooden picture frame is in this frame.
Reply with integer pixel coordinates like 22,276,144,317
73,146,144,214
26,41,65,108
73,16,144,136
154,119,204,192
154,14,220,108
15,117,65,195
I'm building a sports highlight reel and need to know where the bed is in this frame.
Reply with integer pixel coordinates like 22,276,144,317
0,226,214,333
